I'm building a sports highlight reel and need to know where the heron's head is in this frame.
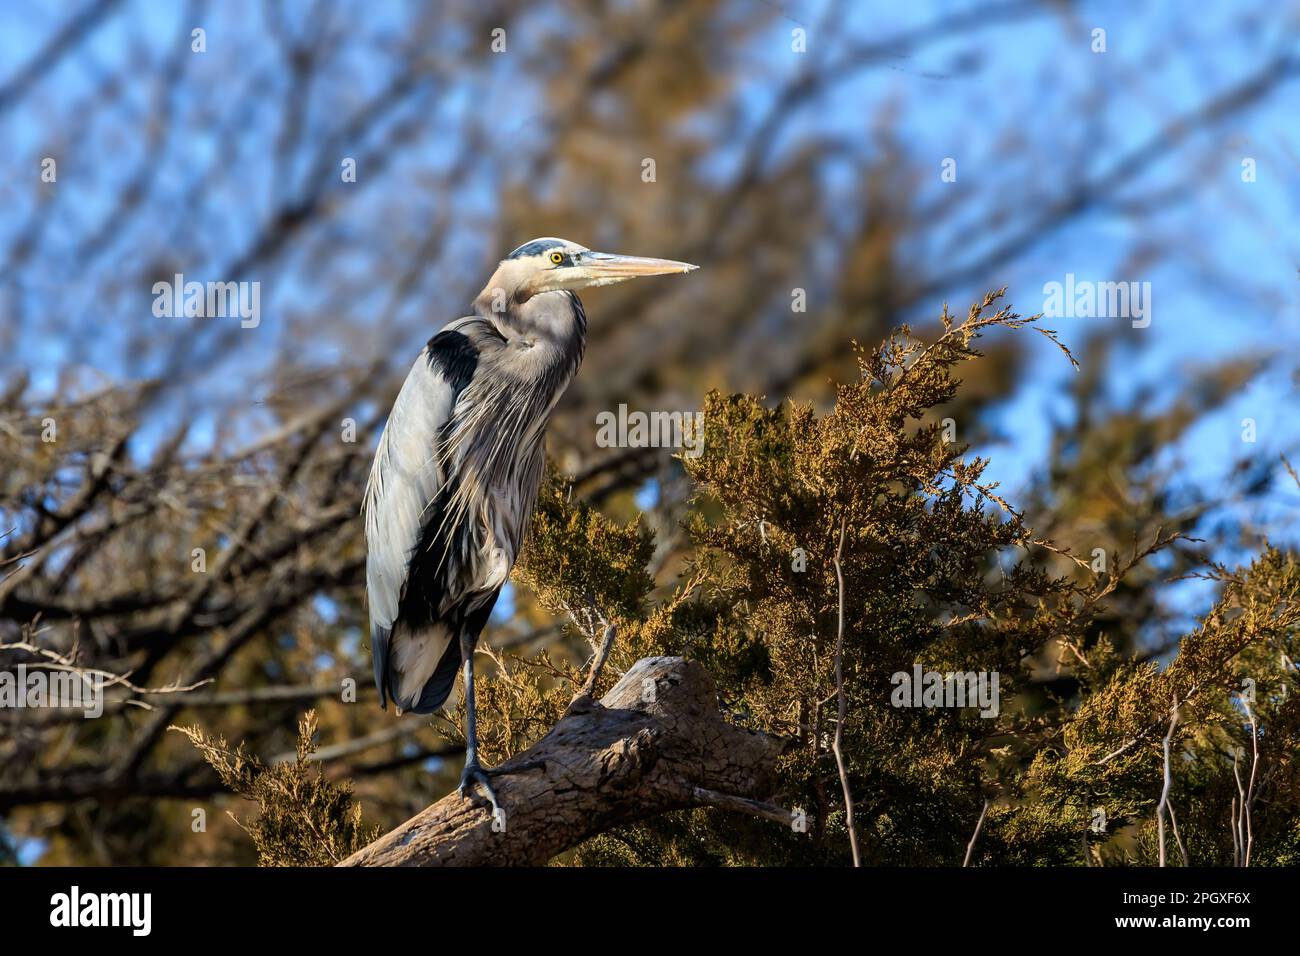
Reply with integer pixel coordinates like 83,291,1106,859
476,237,697,311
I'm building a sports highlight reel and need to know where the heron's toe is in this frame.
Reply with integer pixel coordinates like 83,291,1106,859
458,761,502,818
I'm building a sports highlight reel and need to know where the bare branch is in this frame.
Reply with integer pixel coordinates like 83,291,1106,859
963,798,990,867
341,657,789,866
830,516,861,867
1156,696,1180,867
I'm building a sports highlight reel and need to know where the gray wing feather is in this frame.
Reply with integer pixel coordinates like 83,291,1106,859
363,347,456,705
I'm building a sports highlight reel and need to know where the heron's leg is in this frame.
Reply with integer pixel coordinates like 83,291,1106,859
456,632,501,817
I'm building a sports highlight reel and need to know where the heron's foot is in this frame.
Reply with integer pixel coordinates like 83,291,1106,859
457,759,501,818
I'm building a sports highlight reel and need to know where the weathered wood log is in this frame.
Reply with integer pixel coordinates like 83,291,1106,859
340,656,788,866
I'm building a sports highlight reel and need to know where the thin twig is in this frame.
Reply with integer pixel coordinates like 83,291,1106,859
963,798,990,867
693,787,801,827
1096,678,1202,766
1167,802,1190,867
830,516,860,867
1230,793,1240,867
1242,696,1259,867
1156,695,1179,867
0,639,212,697
579,622,617,698
1230,746,1246,867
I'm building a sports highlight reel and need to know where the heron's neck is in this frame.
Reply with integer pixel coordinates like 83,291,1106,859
473,290,582,347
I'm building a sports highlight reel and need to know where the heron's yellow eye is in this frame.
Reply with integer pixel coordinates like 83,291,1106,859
549,251,564,265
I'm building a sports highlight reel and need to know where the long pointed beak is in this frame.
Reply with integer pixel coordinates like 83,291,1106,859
579,251,699,280
526,250,699,295
536,251,698,293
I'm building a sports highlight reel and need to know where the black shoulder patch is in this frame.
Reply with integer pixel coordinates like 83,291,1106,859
564,290,587,335
506,238,564,260
425,329,478,392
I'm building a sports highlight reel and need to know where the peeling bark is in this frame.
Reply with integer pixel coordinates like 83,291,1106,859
341,656,789,866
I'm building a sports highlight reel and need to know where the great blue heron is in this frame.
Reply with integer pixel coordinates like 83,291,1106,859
363,237,697,812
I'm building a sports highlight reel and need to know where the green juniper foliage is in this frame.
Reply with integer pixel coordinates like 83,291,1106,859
557,292,1297,866
171,711,379,867
180,292,1299,866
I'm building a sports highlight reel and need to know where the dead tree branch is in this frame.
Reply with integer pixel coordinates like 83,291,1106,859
341,656,790,866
